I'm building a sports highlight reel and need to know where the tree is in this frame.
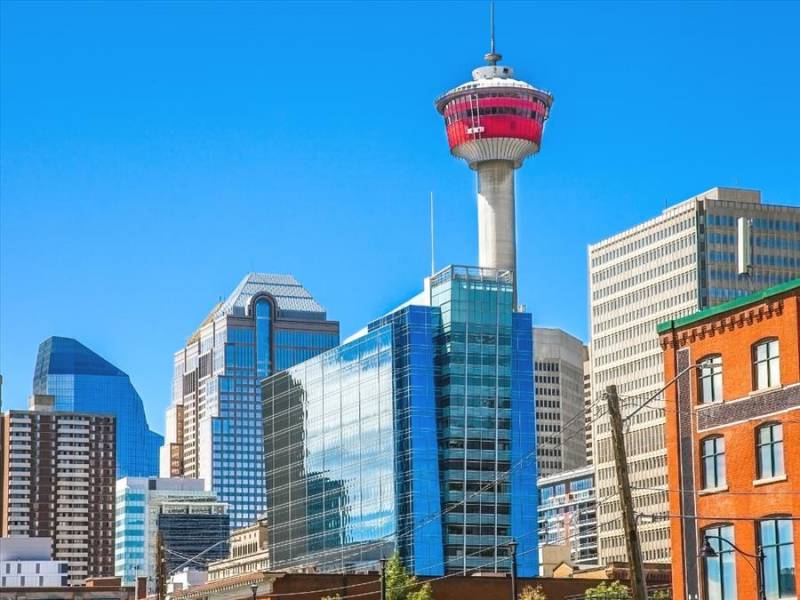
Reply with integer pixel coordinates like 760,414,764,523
584,581,631,599
519,584,547,600
385,553,434,600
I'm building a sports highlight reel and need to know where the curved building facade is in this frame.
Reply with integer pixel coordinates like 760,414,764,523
33,336,163,477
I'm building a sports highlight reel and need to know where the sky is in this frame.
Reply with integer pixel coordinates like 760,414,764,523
2,1,799,433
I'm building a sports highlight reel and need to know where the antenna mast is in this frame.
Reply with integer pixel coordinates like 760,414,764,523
430,192,435,276
484,2,502,65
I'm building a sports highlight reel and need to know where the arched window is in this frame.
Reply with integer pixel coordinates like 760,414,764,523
698,354,723,404
254,297,273,379
702,524,737,600
759,517,796,598
756,422,785,480
701,435,726,490
753,338,780,390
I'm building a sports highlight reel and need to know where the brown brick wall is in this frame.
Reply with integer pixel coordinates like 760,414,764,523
662,287,800,599
265,573,608,600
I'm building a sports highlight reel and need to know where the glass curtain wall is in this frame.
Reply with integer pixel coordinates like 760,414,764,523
262,326,395,571
429,266,531,575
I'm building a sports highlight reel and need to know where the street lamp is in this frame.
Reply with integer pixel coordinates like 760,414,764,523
250,582,259,600
508,540,518,600
699,536,765,600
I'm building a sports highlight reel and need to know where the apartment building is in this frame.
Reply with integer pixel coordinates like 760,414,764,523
0,395,116,584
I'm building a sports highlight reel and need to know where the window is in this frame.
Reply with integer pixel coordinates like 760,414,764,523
698,355,723,404
757,423,785,480
760,518,796,599
754,339,780,390
704,524,738,600
701,436,726,489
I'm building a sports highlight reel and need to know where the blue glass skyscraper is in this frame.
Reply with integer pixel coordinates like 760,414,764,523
32,336,163,477
162,273,340,529
261,266,538,577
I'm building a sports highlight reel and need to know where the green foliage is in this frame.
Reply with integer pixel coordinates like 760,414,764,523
584,580,631,599
519,584,547,600
385,553,434,600
321,595,342,600
650,591,670,600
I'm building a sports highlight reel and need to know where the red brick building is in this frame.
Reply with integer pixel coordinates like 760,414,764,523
660,279,800,600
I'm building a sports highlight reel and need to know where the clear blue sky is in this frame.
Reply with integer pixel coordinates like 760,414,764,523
2,1,799,432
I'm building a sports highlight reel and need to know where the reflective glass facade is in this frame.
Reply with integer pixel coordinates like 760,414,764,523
33,336,163,477
163,273,339,529
261,266,537,577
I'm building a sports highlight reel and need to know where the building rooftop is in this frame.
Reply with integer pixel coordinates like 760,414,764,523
189,273,329,343
656,277,800,334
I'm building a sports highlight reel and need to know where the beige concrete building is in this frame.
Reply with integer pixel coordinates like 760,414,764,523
588,187,800,563
207,520,269,582
533,328,587,477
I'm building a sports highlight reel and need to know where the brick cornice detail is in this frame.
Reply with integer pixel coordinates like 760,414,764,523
660,299,784,350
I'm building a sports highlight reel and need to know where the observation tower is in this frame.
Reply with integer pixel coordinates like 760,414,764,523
435,9,553,284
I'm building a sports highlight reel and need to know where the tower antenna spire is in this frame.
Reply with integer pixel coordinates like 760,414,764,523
485,2,502,66
430,191,436,276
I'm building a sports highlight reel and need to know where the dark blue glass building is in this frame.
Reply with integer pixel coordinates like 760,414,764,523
261,266,537,577
33,336,163,477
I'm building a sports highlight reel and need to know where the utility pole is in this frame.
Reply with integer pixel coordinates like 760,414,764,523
380,557,387,600
156,531,166,600
606,384,648,600
508,540,518,600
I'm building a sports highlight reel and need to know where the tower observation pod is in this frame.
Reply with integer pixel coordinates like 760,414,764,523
435,18,553,283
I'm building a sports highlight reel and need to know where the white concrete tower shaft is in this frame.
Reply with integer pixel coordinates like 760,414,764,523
476,159,516,274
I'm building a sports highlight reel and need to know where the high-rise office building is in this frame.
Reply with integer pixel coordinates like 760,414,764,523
0,394,116,584
583,349,593,467
161,273,339,529
262,266,537,577
158,501,229,578
533,328,587,477
32,336,162,478
538,466,598,569
588,187,800,563
114,477,227,589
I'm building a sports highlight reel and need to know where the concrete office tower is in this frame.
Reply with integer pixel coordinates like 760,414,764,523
533,328,587,477
538,466,598,571
0,395,116,584
32,336,163,478
115,477,227,589
0,537,69,588
161,273,339,529
583,349,593,466
588,187,800,564
434,19,553,283
262,266,537,577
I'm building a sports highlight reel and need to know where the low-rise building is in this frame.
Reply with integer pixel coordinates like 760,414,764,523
207,520,269,582
661,278,800,600
0,537,68,588
0,576,143,600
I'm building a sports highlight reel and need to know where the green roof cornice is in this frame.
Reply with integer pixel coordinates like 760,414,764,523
656,278,800,335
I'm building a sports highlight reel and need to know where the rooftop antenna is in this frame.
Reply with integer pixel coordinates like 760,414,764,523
430,191,436,276
484,2,502,66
